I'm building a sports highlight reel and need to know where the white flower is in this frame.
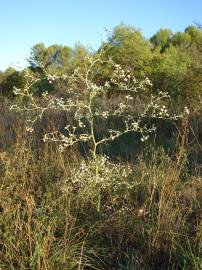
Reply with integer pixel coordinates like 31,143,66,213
26,127,34,133
126,95,133,100
184,106,190,115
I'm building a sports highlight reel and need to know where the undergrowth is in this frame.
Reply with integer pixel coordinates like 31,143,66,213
0,135,201,269
0,53,201,269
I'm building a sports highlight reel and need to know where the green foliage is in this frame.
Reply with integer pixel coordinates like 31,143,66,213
150,45,191,101
0,67,25,98
172,32,191,48
102,24,152,78
28,43,90,75
150,28,173,52
28,43,73,73
150,25,202,106
26,43,90,95
70,43,90,71
1,23,201,108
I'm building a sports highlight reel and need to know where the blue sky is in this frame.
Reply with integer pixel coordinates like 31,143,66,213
0,0,202,70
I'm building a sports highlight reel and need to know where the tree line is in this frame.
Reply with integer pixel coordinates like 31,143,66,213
1,24,202,110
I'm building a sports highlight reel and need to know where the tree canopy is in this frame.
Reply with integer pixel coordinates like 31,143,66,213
1,24,202,108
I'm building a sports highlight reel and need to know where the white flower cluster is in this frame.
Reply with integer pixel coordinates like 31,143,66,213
125,95,133,100
43,124,90,152
141,135,149,142
10,51,186,156
68,156,135,207
184,106,190,115
110,64,139,92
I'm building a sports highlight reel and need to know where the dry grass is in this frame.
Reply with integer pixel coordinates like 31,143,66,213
0,109,201,270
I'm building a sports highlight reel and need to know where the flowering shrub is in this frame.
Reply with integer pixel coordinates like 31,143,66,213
69,156,134,208
11,52,187,152
10,52,189,211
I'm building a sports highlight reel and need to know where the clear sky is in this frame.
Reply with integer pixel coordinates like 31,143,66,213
0,0,202,71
